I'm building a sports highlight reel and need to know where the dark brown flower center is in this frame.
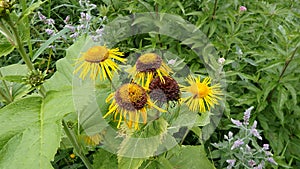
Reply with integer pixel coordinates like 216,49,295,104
149,76,180,102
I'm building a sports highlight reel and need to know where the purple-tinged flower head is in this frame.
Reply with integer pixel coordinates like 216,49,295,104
231,139,244,150
248,160,256,167
77,24,86,31
218,57,225,64
46,18,55,25
80,12,86,19
228,131,233,139
231,118,242,127
239,6,247,12
64,15,70,24
245,144,251,152
250,128,262,140
265,151,272,156
224,131,233,140
254,163,264,169
85,13,91,22
45,29,54,35
96,28,103,35
267,157,278,165
38,12,46,21
89,4,97,9
226,159,236,169
70,32,79,39
64,24,76,32
168,59,177,65
79,0,83,6
251,120,257,129
243,106,254,125
250,121,262,140
263,144,269,151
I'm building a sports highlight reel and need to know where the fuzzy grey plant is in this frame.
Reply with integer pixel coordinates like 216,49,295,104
212,106,278,169
36,0,105,44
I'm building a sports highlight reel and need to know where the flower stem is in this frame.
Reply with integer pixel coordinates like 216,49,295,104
62,120,93,169
3,15,34,71
2,15,47,97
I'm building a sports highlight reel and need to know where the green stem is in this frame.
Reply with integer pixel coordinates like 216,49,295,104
211,0,218,20
267,46,298,102
20,0,33,58
62,120,93,169
179,128,190,145
2,15,47,97
278,46,298,82
3,16,34,71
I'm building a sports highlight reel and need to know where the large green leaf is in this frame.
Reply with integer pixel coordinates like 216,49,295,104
0,64,30,104
92,148,118,169
117,118,169,169
0,89,74,169
0,35,14,57
167,145,215,169
43,58,73,91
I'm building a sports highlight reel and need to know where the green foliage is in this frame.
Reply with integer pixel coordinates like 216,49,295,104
0,64,30,105
0,0,300,168
0,89,74,169
166,145,215,169
92,148,118,169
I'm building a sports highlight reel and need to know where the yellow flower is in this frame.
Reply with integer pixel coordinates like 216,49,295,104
74,46,126,80
103,83,166,130
81,133,102,146
181,76,222,112
128,53,172,89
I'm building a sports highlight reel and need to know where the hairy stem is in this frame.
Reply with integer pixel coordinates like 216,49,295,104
3,16,34,71
62,120,93,169
2,15,47,97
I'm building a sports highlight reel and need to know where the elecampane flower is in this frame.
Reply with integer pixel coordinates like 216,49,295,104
149,76,180,103
103,83,165,130
74,46,126,80
181,76,222,112
128,53,172,88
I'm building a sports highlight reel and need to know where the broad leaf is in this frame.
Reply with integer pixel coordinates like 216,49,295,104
92,148,118,169
0,35,14,57
0,89,74,169
167,145,215,169
0,64,30,104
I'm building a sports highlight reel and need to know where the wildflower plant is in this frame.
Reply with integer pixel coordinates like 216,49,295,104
0,0,299,169
212,107,278,169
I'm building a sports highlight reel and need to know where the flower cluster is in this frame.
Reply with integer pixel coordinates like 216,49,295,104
36,0,105,48
74,48,222,130
212,107,278,169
